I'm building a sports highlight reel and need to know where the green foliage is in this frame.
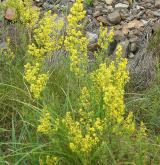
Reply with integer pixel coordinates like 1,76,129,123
0,0,160,164
148,28,160,59
126,65,160,134
85,0,93,7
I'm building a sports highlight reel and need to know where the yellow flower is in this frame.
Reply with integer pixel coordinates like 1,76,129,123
46,155,58,165
24,10,64,98
98,24,114,50
6,0,39,29
91,44,131,135
64,0,88,77
37,112,52,135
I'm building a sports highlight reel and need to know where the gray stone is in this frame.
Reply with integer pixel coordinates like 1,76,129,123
108,10,121,24
106,5,114,12
114,30,125,41
93,11,101,17
115,3,129,9
86,32,98,44
42,2,53,10
153,10,160,17
128,52,135,59
130,42,138,53
120,9,130,20
120,39,130,57
0,42,7,49
129,36,138,43
105,0,113,5
88,43,99,51
97,16,109,25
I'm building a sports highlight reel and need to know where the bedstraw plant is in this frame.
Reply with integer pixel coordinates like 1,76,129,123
0,0,160,164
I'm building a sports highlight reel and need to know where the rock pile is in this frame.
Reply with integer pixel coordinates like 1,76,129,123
87,0,160,58
32,0,160,59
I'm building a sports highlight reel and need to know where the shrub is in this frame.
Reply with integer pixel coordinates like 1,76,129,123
0,0,160,164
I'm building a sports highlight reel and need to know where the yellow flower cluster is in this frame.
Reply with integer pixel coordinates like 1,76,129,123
67,0,86,28
123,112,135,134
91,44,135,135
6,0,39,29
98,24,114,50
46,156,58,165
79,87,91,110
30,74,49,99
63,112,104,154
37,109,60,136
94,24,114,63
61,87,104,155
33,11,64,54
24,11,64,98
24,63,48,98
39,155,58,165
138,121,147,138
37,112,52,135
64,0,89,77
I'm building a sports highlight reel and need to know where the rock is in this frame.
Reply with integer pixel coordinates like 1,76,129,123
87,9,93,15
105,0,113,5
95,5,103,12
141,19,149,25
123,19,144,30
106,5,114,12
130,42,138,53
86,32,98,44
120,39,129,57
128,0,132,5
34,0,43,6
155,0,160,8
128,52,135,59
93,11,101,17
122,27,129,35
91,0,160,60
97,16,109,25
88,43,99,51
108,10,121,24
109,40,118,55
114,30,125,41
120,9,130,20
5,8,16,21
153,10,160,17
112,39,129,58
42,2,53,10
115,3,129,9
123,0,130,5
0,42,7,49
129,35,138,43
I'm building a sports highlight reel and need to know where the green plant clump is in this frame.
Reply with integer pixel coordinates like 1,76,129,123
0,0,160,164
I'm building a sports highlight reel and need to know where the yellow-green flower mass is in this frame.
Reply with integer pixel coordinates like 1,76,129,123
24,10,64,98
6,0,39,29
64,0,89,77
1,0,156,164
